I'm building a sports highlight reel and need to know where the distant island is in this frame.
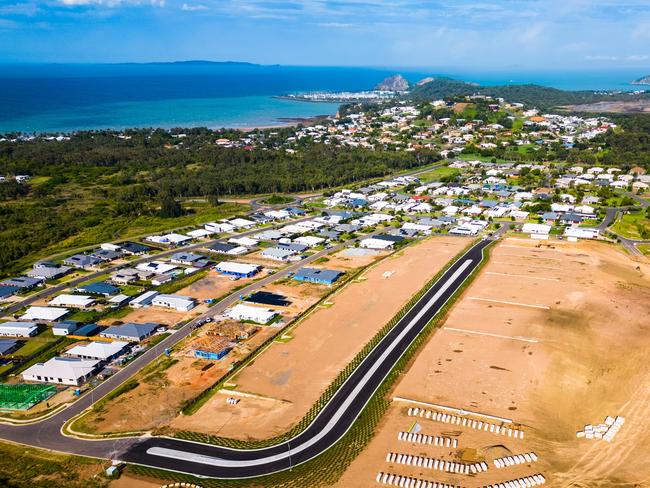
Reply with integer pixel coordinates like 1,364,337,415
124,60,271,67
631,75,650,85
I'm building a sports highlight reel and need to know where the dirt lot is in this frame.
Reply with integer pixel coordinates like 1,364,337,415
99,306,199,327
336,238,650,488
80,326,277,434
321,247,388,271
174,268,261,301
174,236,470,440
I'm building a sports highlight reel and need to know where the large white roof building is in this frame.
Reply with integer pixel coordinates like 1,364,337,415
66,341,129,361
49,294,95,308
22,357,99,386
20,306,69,322
225,304,278,324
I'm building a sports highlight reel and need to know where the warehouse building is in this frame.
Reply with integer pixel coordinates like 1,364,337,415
0,322,39,337
151,294,196,312
49,294,95,308
20,306,69,322
292,267,343,285
215,262,261,278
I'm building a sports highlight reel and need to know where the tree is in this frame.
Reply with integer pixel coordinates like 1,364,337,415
159,192,183,218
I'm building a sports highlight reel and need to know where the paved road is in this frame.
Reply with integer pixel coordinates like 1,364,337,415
120,238,493,478
0,234,491,480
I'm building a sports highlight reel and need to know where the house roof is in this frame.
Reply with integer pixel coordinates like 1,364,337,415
20,307,69,321
294,267,342,283
22,357,99,380
77,282,119,296
101,322,158,340
66,341,129,360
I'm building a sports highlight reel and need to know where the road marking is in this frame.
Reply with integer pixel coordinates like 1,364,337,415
467,297,550,309
444,326,539,343
485,271,559,281
147,259,476,468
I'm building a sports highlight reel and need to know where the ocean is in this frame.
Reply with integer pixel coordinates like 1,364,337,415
0,63,647,133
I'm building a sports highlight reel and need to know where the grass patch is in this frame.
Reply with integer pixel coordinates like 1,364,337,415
0,440,108,488
612,210,650,240
155,269,209,295
416,166,460,182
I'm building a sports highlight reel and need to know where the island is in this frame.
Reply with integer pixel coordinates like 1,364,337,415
631,75,650,85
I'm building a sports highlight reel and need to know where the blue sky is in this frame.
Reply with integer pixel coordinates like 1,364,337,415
1,0,650,67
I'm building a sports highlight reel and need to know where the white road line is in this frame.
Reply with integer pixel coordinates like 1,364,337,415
444,327,539,343
148,259,476,468
485,271,559,281
467,297,550,309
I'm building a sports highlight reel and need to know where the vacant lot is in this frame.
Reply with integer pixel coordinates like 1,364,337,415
78,326,277,434
176,236,470,440
174,268,261,301
337,238,650,488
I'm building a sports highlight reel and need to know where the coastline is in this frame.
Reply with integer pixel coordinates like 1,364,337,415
239,114,334,131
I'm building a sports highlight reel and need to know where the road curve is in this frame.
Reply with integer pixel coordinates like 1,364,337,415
120,238,493,479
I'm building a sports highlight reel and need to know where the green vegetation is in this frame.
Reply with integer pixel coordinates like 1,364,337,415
612,209,650,240
155,268,209,294
0,131,439,276
261,194,294,205
409,77,650,110
0,441,107,488
416,166,460,182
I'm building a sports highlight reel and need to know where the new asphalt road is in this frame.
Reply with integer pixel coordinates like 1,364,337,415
121,237,493,478
0,232,492,479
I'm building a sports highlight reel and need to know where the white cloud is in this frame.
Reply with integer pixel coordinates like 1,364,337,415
181,3,208,11
59,0,164,6
585,55,619,61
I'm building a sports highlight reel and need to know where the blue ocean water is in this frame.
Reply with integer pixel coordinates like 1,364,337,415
0,63,647,133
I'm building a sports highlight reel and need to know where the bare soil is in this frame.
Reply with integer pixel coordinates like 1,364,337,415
175,237,470,440
336,238,650,488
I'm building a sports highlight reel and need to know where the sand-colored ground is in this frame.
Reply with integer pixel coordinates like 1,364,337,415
234,252,287,269
257,280,330,321
173,236,470,440
320,247,388,271
173,268,261,301
100,306,198,327
336,238,650,488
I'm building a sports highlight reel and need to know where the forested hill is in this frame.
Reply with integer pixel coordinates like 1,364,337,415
409,77,650,110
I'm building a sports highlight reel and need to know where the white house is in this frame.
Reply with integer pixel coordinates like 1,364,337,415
65,341,129,361
522,223,551,235
130,290,159,308
359,237,394,250
225,304,278,324
294,236,325,247
564,227,599,240
205,222,235,233
229,236,258,248
22,357,99,386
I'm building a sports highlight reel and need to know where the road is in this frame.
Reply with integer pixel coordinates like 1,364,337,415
120,238,492,478
0,234,492,479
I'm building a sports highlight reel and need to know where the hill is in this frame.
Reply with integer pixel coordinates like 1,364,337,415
410,78,650,110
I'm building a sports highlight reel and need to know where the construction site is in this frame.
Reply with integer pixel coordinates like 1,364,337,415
336,238,650,488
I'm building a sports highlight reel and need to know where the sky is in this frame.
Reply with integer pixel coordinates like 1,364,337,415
1,0,650,68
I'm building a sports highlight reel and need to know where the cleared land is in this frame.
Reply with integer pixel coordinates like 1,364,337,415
561,100,650,113
172,236,471,440
336,238,650,488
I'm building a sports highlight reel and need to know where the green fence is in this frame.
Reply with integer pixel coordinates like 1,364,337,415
0,383,57,410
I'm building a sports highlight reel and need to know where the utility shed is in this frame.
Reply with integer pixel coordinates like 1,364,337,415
22,357,100,386
0,340,18,355
292,267,343,285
